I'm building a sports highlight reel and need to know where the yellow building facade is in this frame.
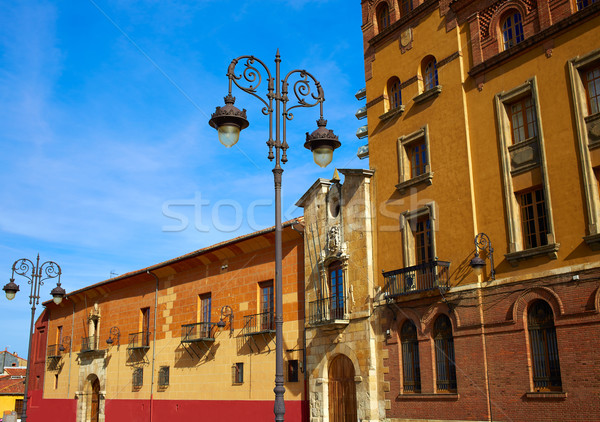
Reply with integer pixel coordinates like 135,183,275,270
361,0,600,421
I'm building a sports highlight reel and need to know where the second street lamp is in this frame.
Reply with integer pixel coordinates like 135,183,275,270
3,255,66,422
209,51,341,422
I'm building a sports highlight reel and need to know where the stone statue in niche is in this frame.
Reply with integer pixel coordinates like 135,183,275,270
327,225,341,254
88,302,101,347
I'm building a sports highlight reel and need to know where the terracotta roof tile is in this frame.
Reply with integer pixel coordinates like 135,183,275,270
0,376,25,395
4,368,26,377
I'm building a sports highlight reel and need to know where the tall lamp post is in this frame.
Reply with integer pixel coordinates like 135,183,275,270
209,51,341,421
2,255,66,422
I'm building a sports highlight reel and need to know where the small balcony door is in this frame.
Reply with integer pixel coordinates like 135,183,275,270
260,281,274,331
329,261,344,320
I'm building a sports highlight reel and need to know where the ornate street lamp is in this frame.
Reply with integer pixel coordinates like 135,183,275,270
3,255,66,422
470,233,496,280
209,51,341,421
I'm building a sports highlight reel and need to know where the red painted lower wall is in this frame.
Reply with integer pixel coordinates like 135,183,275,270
27,390,76,422
26,389,309,422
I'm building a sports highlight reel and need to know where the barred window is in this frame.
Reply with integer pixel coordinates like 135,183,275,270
528,301,562,391
433,315,457,392
158,366,169,388
132,367,143,388
401,320,421,393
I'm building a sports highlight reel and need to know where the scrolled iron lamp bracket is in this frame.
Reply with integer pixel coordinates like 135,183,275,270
216,305,234,334
470,233,495,280
106,326,121,347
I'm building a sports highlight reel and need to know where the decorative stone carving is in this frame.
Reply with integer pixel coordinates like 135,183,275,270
327,225,341,254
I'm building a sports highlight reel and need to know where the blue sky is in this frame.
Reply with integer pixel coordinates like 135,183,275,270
0,0,366,357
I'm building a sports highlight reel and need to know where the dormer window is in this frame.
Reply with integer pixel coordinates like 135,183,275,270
501,11,524,50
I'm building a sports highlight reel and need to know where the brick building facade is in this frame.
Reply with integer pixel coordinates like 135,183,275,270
27,220,307,422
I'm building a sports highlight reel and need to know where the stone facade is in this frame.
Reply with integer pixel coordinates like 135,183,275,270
297,169,383,422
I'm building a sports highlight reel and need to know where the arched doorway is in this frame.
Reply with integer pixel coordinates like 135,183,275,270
85,375,100,422
328,354,357,422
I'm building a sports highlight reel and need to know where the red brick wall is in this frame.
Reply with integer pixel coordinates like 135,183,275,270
382,268,600,421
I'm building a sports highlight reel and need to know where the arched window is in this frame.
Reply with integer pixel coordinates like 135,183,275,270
422,57,438,91
387,77,402,110
528,300,562,391
401,320,421,393
400,0,413,17
433,315,457,392
377,2,391,32
328,261,344,320
501,11,524,50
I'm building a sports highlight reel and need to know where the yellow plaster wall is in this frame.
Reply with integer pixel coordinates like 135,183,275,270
42,231,306,404
0,396,20,415
366,7,600,289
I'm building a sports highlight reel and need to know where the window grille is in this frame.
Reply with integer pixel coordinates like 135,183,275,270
158,366,169,387
401,320,421,393
433,315,457,392
528,301,562,391
132,368,143,388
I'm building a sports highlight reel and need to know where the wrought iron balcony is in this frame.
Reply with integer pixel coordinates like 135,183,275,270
81,336,97,353
47,344,64,358
309,295,348,326
181,322,216,343
243,311,275,336
382,260,450,298
128,331,151,349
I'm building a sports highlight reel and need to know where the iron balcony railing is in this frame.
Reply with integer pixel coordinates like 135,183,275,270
181,322,216,342
382,260,451,298
308,295,348,325
128,331,151,349
47,344,64,358
243,311,275,336
81,336,96,353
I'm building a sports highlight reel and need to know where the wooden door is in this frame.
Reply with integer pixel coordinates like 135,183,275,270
328,355,357,422
90,378,100,422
